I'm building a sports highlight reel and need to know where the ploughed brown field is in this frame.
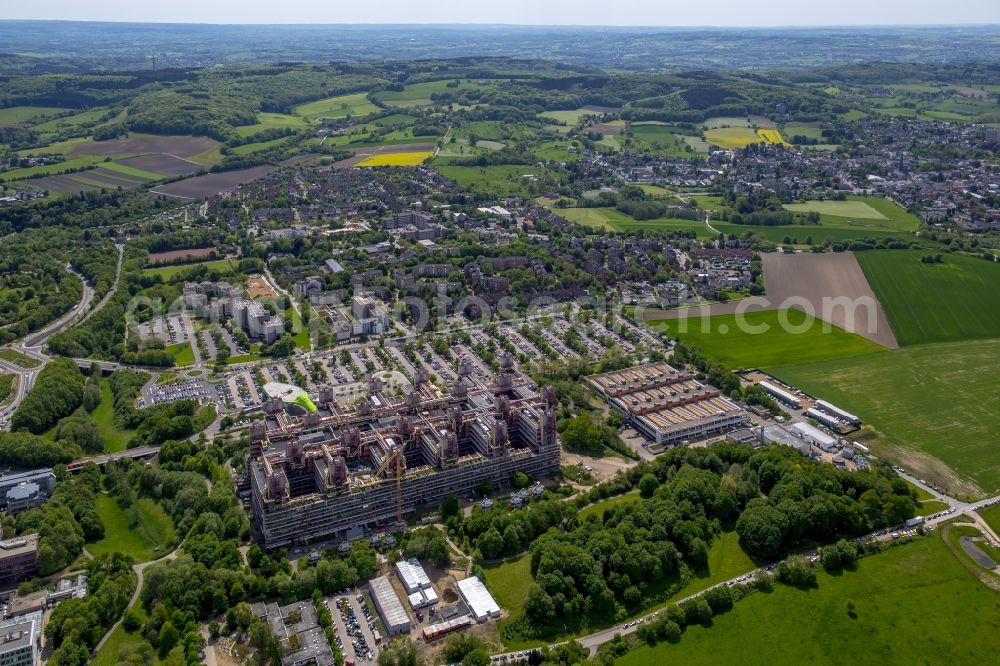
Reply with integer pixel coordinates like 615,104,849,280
74,134,218,158
148,165,277,199
119,153,202,178
148,247,218,265
590,123,624,135
643,252,898,349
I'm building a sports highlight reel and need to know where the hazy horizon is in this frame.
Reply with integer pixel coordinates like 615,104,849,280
6,0,999,28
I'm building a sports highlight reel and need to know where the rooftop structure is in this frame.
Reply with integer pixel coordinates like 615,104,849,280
369,575,411,636
263,382,318,414
758,380,802,410
590,362,748,444
251,600,334,666
395,558,432,594
791,421,838,451
455,576,501,622
247,360,559,549
0,611,41,666
0,537,37,586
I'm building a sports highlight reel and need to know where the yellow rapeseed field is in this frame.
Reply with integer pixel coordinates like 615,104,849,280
756,129,791,146
357,151,433,167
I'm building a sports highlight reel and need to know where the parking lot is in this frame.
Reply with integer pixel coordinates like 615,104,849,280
327,591,382,664
143,378,210,407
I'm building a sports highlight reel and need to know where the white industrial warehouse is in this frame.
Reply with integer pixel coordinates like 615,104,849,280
456,576,501,622
369,575,410,636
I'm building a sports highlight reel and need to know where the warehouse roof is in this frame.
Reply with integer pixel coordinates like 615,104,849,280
370,575,410,629
456,576,500,620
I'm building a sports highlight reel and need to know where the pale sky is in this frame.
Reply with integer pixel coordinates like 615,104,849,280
5,0,999,26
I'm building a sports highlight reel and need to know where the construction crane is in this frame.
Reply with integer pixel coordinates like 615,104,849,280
374,442,406,524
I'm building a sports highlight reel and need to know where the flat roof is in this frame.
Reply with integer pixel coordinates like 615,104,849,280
456,576,500,619
370,575,410,629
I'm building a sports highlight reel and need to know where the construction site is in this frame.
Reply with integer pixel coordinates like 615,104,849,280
246,354,560,550
589,361,749,445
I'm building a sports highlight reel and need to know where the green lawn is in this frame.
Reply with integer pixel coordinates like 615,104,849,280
0,348,42,368
91,381,134,453
166,342,195,367
770,338,1000,496
295,93,379,121
483,554,532,620
0,374,14,404
856,250,1000,346
88,495,175,562
979,505,1000,536
90,621,148,666
914,500,950,517
287,307,310,351
142,258,233,280
617,536,1000,666
650,308,885,369
578,492,643,521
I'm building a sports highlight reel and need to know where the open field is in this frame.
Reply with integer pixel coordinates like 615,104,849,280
0,106,65,125
149,164,276,199
143,258,233,280
295,92,379,120
782,196,919,231
771,337,1000,496
357,151,433,167
855,250,1000,346
650,308,885,369
88,495,175,562
618,536,1000,666
702,117,751,130
704,126,760,148
374,79,496,103
761,251,899,348
785,199,887,220
555,207,709,236
539,108,597,124
436,165,553,198
0,348,42,368
578,492,643,521
233,112,309,137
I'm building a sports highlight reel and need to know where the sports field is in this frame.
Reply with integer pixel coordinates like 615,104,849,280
618,536,1000,666
771,337,1000,496
856,250,1000,345
650,308,885,369
357,151,432,167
